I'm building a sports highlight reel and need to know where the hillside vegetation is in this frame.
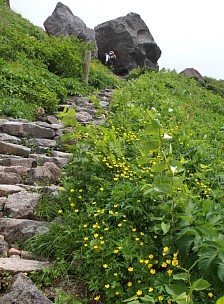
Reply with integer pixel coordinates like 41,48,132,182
0,0,123,120
1,1,224,304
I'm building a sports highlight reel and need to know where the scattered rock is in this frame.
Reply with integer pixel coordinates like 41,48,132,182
8,248,21,256
0,272,53,303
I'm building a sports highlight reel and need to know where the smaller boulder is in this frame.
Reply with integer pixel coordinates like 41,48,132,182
179,68,204,82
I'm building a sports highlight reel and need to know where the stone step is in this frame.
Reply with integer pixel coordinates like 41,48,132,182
0,185,24,197
0,218,50,245
0,141,31,157
0,258,51,273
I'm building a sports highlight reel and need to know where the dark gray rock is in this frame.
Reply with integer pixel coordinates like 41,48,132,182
0,218,49,245
179,68,204,82
4,191,40,219
44,2,96,43
95,12,161,75
0,272,53,304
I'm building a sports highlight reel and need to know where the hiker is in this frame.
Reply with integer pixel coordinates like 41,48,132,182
104,50,116,67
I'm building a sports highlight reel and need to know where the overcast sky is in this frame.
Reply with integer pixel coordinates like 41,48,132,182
11,0,224,80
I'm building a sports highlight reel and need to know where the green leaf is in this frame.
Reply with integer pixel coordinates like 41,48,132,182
122,296,138,302
172,292,189,304
172,273,189,281
153,184,172,194
190,278,210,293
151,161,167,172
198,247,218,277
216,296,224,304
161,222,170,234
165,284,188,296
141,295,155,303
218,260,224,281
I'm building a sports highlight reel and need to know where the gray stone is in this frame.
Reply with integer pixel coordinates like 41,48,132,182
2,121,55,139
0,157,37,168
4,191,40,219
29,154,68,168
0,172,22,185
0,185,24,197
8,248,21,256
29,166,56,184
95,12,161,75
51,150,72,158
0,235,9,257
179,67,204,82
0,218,49,244
75,111,93,122
0,141,30,157
0,258,51,273
0,165,30,177
44,2,96,43
26,138,57,148
0,272,53,303
0,133,21,144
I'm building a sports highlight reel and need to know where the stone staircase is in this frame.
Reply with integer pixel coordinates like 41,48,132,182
0,89,113,303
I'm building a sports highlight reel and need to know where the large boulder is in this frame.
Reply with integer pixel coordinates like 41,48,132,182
44,2,95,43
94,12,161,75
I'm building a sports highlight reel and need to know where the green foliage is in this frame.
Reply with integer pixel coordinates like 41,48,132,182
0,3,123,120
27,70,224,303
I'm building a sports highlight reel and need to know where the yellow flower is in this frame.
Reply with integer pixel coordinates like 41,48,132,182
149,254,154,259
100,187,104,191
148,287,153,292
75,209,79,213
94,233,99,238
94,295,100,301
167,269,173,276
128,267,133,272
104,227,109,231
137,280,142,284
105,284,110,289
84,244,88,247
114,249,119,254
60,187,65,191
136,290,143,296
208,292,213,298
140,242,144,246
132,227,137,232
135,237,140,241
114,177,119,181
70,203,75,207
147,264,153,269
114,273,118,277
84,237,89,240
115,291,120,295
140,232,145,236
103,264,108,268
83,224,88,228
58,209,63,213
166,259,171,264
163,246,169,253
162,262,167,268
118,223,122,227
79,189,83,192
70,189,74,192
114,204,119,208
139,259,144,263
109,210,114,214
150,269,156,274
172,259,179,266
158,295,164,301
144,260,149,264
127,282,132,287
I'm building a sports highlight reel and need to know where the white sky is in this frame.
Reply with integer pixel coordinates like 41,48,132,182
11,0,224,80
